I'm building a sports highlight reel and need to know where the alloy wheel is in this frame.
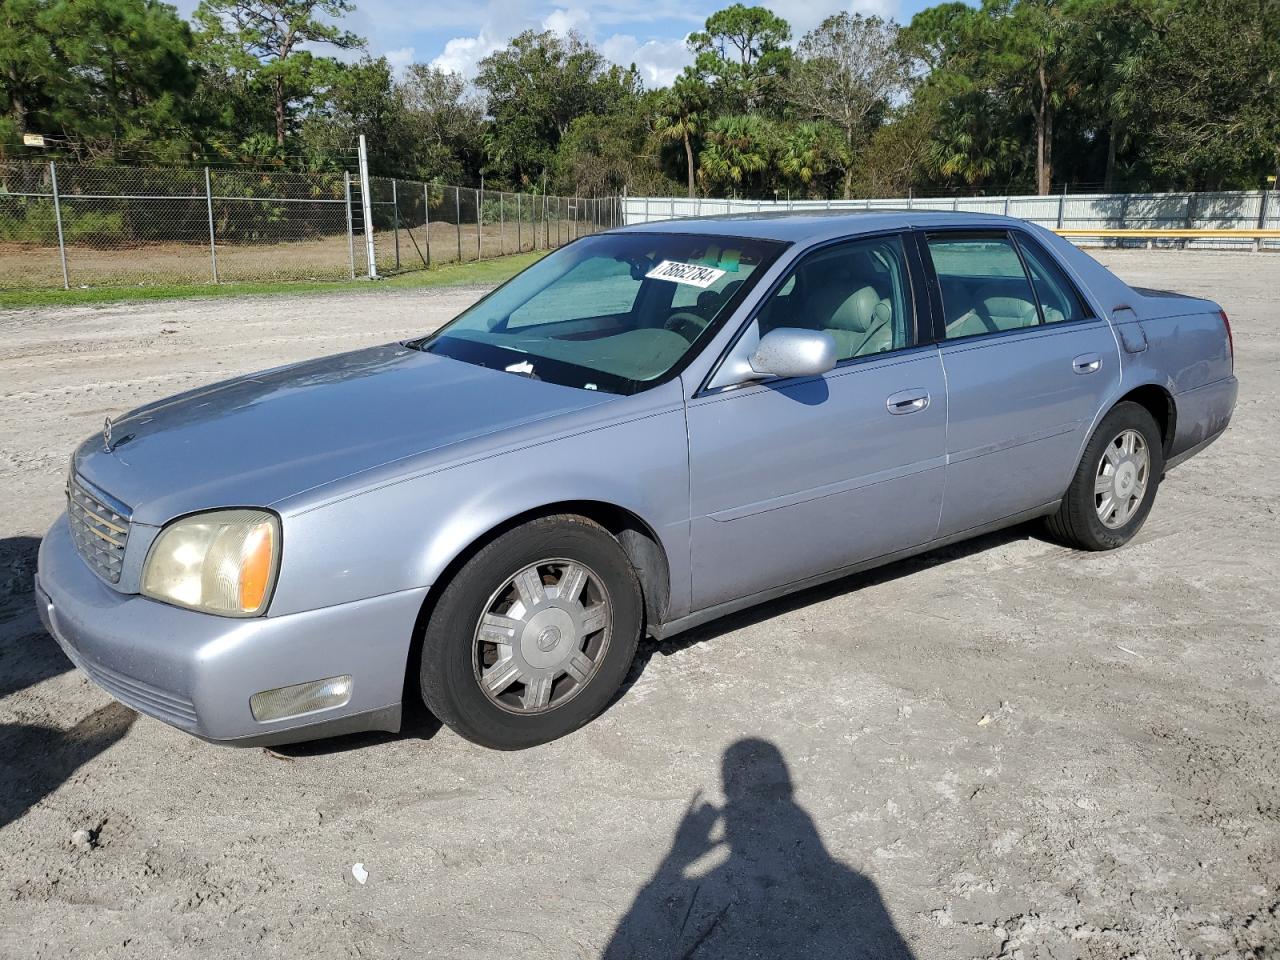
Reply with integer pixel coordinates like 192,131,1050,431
1095,428,1150,529
472,559,613,715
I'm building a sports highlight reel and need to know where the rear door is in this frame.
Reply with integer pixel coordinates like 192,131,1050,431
684,232,948,611
919,230,1120,537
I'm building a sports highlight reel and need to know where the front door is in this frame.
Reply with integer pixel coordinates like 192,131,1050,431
921,230,1121,537
685,233,948,611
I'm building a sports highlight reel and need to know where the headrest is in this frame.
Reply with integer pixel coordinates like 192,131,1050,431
976,285,1039,322
828,286,890,333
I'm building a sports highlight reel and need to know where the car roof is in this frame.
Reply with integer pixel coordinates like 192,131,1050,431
613,209,1024,244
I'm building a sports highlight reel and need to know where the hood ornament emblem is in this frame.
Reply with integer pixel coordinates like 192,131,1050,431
102,416,134,454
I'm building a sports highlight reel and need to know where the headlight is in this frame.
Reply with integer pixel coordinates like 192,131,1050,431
142,510,280,617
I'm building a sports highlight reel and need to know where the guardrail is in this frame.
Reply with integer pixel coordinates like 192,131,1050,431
1057,227,1280,240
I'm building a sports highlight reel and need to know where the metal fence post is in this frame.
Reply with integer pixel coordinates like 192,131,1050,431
391,179,401,271
204,166,220,284
516,193,522,252
344,171,356,279
49,161,69,290
499,192,505,255
455,186,462,262
422,182,431,267
477,185,484,261
1257,189,1269,253
357,135,377,279
1056,184,1066,229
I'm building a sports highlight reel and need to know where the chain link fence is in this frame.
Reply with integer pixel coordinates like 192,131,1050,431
365,178,618,275
0,159,622,290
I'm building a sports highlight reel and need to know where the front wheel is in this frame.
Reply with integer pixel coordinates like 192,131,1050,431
419,515,643,749
1045,401,1164,551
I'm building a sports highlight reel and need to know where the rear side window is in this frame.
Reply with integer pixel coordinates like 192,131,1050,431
927,235,1040,339
1014,235,1091,324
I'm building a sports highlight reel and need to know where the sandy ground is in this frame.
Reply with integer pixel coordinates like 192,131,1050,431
0,251,1277,959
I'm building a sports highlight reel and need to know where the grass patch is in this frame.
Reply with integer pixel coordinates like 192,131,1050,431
0,252,546,309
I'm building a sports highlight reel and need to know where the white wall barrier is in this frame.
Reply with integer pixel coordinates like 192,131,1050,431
622,191,1280,252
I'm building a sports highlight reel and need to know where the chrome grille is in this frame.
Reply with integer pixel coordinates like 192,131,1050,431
68,476,132,584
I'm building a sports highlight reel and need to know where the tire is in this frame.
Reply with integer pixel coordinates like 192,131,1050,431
419,515,643,750
1045,401,1164,551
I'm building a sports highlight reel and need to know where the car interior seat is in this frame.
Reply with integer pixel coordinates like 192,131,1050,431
944,283,1062,338
798,255,894,359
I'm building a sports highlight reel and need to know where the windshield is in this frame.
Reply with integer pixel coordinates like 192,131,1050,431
412,232,786,394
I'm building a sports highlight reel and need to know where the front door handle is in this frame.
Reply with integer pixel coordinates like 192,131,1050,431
886,389,930,415
1073,353,1102,374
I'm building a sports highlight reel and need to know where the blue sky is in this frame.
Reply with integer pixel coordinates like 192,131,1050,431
173,0,942,88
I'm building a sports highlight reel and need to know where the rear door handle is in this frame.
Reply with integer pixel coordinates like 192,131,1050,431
886,389,930,415
1073,353,1102,374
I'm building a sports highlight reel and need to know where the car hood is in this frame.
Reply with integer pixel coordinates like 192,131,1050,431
74,343,613,525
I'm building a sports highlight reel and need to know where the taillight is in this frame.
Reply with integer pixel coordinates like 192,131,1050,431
1219,309,1234,371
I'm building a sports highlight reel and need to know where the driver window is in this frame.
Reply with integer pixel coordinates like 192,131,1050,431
757,235,913,361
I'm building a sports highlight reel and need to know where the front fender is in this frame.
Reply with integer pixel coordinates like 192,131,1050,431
266,400,691,622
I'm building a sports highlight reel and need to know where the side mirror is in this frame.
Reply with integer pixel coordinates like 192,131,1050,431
749,328,837,380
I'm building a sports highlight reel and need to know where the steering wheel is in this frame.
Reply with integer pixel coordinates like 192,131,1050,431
663,311,709,342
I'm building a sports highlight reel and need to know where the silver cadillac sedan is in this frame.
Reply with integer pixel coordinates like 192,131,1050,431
36,212,1238,749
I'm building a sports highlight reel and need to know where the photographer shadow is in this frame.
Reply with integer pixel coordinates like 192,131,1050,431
602,738,914,960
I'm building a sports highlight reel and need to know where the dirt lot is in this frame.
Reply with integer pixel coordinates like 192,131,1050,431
0,251,1276,959
0,219,586,290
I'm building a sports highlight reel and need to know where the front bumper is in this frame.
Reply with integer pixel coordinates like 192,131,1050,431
36,514,428,745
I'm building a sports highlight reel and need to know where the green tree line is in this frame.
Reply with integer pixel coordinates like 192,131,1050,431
2,0,1277,197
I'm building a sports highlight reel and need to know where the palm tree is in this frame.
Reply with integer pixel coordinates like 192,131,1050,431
698,115,772,196
653,71,709,198
925,90,1021,188
778,122,838,194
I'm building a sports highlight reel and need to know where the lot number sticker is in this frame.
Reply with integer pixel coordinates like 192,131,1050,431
645,260,727,288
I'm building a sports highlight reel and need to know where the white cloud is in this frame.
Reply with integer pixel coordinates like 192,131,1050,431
432,4,697,87
431,32,505,78
600,34,692,87
384,46,416,74
542,6,592,34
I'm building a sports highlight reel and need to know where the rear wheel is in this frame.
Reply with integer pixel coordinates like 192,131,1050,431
1046,402,1164,550
419,515,643,749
